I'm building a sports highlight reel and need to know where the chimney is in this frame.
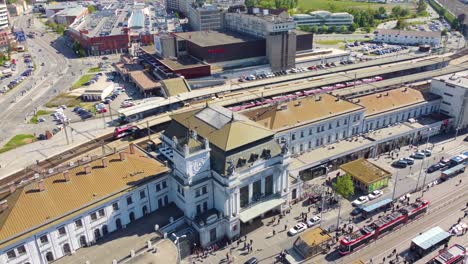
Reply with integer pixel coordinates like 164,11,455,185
38,179,45,192
102,157,108,168
8,182,16,194
129,143,135,154
0,200,7,212
119,151,126,161
64,170,70,182
84,165,91,174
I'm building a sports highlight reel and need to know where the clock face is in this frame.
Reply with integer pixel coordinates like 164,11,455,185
193,160,203,172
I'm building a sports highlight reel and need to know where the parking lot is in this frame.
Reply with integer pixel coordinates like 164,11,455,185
0,53,35,94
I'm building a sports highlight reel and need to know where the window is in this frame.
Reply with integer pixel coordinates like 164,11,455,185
343,131,346,138
291,146,295,154
162,181,167,189
140,190,146,199
203,201,208,211
308,141,312,149
309,128,312,135
202,186,207,194
196,204,201,215
195,189,201,197
376,121,380,128
300,131,304,138
327,135,331,143
443,92,453,97
17,245,26,255
442,101,451,105
336,120,340,127
316,139,320,146
90,212,97,221
299,144,303,152
156,183,161,192
328,123,332,129
316,127,320,133
40,235,49,244
126,196,133,205
75,219,83,229
7,250,16,259
177,185,185,197
344,118,347,125
58,226,66,236
291,134,296,141
98,209,105,217
112,202,119,211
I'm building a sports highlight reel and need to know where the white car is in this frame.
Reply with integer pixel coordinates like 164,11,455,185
352,196,369,206
368,190,383,200
306,215,321,227
288,222,307,236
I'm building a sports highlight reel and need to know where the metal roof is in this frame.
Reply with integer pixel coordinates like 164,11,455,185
362,198,392,213
411,226,451,250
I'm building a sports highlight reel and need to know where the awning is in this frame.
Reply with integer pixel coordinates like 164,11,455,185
239,198,285,223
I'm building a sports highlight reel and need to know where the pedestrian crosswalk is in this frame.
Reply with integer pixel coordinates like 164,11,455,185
445,144,468,156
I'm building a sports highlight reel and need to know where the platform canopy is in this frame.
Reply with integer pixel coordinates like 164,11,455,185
239,198,285,223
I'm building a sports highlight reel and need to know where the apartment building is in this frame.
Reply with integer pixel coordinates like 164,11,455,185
293,11,354,27
374,29,442,47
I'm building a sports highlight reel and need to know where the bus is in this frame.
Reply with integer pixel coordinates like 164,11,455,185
360,198,393,218
448,154,467,168
440,164,466,181
426,244,466,264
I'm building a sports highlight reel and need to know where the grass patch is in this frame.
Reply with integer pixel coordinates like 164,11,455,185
29,110,52,124
71,74,94,90
46,93,96,112
88,67,101,73
298,0,415,11
0,134,36,153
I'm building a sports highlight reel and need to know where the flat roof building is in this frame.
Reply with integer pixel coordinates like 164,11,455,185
54,6,88,26
374,29,442,47
293,227,332,259
187,3,223,31
294,11,354,27
340,158,391,193
431,70,468,130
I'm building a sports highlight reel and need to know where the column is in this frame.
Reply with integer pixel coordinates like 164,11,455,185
234,192,239,215
273,174,277,194
261,177,265,196
248,184,253,204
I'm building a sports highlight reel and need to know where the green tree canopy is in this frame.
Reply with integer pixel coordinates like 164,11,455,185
333,175,355,199
87,5,96,14
321,25,329,33
378,6,386,15
311,25,319,33
417,0,428,14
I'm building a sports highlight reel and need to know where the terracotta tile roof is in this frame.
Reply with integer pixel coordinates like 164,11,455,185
242,94,363,131
128,71,161,91
0,147,168,248
340,158,391,185
355,87,441,117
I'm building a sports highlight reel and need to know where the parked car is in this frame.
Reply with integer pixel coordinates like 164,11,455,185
368,190,383,200
306,215,321,227
352,196,369,206
244,257,258,264
421,149,432,157
288,222,307,235
426,164,441,173
410,152,425,159
392,160,408,168
402,157,415,165
351,207,362,216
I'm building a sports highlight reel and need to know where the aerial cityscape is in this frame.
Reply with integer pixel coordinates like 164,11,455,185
0,0,466,263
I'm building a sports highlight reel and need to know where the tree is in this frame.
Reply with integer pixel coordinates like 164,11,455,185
245,0,255,7
333,174,354,198
417,0,427,14
392,6,402,17
311,25,319,33
378,6,386,15
87,5,96,14
340,25,348,33
349,23,358,32
321,25,329,33
395,18,407,29
441,28,448,36
56,24,65,35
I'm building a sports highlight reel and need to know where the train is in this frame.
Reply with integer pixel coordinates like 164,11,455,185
228,76,384,112
426,244,466,264
338,198,430,255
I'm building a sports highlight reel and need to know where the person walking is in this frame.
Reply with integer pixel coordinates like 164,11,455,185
284,224,287,231
273,229,276,236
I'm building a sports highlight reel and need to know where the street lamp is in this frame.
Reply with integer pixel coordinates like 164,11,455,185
172,233,187,263
392,169,399,200
416,128,432,191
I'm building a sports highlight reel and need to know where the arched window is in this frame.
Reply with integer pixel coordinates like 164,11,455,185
94,228,101,240
45,252,54,262
115,218,122,230
142,205,148,215
102,225,109,235
129,212,135,222
63,243,71,255
79,235,87,247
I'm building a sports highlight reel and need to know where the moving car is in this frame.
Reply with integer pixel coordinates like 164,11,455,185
421,149,432,157
244,257,258,264
401,157,415,165
426,164,441,173
352,196,369,206
288,222,307,235
411,152,425,159
306,215,321,227
368,190,383,200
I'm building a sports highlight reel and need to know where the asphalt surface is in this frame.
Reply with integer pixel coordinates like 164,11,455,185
0,14,104,146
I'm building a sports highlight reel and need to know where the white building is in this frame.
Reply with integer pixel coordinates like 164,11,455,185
187,3,223,31
158,105,291,246
0,0,9,30
374,29,442,47
224,10,296,38
293,11,354,27
0,145,172,264
212,0,244,9
241,94,365,156
358,87,442,132
431,71,468,130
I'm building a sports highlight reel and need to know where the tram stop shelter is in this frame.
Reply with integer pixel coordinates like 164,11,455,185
340,158,391,193
410,226,452,257
293,227,332,259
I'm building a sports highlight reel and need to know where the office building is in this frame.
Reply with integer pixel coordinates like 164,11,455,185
187,3,223,31
0,0,9,30
431,71,468,130
293,11,354,27
374,29,442,47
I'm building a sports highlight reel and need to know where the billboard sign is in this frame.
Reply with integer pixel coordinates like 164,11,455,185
154,35,162,56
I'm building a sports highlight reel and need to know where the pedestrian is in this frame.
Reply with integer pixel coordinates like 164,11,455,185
237,239,240,247
250,239,253,246
226,252,229,261
369,258,373,264
273,229,276,236
284,224,287,231
464,211,468,218
244,235,247,242
383,256,386,263
277,218,280,225
243,241,246,249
